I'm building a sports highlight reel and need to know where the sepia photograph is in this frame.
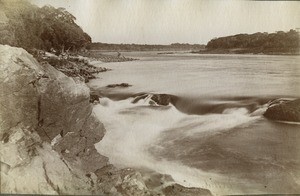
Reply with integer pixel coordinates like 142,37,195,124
0,0,300,195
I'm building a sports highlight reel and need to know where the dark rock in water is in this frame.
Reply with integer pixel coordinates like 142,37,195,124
264,98,300,122
151,94,171,106
131,93,172,106
163,183,212,196
90,94,100,103
106,83,132,88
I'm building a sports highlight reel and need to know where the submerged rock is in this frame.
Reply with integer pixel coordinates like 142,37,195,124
106,83,132,88
264,98,300,122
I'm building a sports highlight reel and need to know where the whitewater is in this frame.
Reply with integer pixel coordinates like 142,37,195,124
89,52,300,195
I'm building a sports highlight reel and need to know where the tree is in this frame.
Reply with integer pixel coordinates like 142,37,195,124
206,30,299,54
0,1,91,52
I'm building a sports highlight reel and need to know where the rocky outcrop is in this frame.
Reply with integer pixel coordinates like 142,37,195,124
0,45,102,194
0,45,211,195
264,98,300,122
0,44,110,194
32,52,110,83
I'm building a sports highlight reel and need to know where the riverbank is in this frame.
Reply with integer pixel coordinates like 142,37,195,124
192,49,300,55
29,49,139,83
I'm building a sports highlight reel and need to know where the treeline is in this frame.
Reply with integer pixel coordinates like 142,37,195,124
0,0,91,52
205,30,299,54
88,42,205,51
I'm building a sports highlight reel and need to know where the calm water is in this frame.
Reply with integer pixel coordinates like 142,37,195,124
89,52,300,98
89,52,300,195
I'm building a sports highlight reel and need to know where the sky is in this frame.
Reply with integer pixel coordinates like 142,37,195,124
31,0,300,44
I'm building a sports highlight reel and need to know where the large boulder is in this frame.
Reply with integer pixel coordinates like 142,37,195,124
0,45,107,194
264,98,300,122
151,94,171,106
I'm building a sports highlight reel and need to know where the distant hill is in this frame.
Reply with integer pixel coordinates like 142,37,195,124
0,0,91,52
88,42,205,52
203,30,299,55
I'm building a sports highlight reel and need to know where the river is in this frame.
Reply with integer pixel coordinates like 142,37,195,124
89,52,300,195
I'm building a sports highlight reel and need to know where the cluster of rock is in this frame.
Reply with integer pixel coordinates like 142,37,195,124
98,56,137,63
32,50,110,83
82,51,137,63
0,45,211,195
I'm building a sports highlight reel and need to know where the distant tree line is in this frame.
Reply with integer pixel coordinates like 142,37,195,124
0,0,91,52
205,30,299,54
88,42,205,51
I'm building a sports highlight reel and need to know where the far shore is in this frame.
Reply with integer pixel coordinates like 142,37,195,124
88,48,300,56
192,49,300,56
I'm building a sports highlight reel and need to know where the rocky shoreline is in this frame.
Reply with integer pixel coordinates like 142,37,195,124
31,50,111,83
0,45,212,195
81,50,138,63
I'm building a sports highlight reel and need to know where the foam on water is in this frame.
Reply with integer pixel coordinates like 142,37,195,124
94,96,265,195
89,53,300,194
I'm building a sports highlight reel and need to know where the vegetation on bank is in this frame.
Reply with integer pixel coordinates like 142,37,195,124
0,0,91,52
0,0,136,82
1,0,298,58
203,30,299,55
91,30,299,55
88,42,206,52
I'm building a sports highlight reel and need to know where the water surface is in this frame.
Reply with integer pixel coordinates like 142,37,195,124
90,52,300,195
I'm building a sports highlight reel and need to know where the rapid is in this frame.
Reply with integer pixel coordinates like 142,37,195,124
89,52,300,195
